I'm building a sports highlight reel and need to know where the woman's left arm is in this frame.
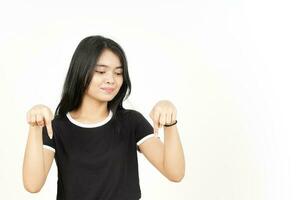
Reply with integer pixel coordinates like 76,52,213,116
139,100,185,182
162,123,185,182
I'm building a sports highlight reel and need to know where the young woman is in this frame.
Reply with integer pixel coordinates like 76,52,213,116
22,35,185,200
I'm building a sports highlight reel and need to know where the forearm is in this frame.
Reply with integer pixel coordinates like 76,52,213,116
22,126,46,192
163,124,185,181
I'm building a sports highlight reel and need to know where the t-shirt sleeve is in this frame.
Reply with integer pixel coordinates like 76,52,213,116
42,124,56,153
134,110,159,153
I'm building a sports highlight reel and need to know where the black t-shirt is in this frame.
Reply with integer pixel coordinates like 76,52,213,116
42,108,158,200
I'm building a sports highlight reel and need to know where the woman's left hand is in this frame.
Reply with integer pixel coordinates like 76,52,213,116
149,100,177,136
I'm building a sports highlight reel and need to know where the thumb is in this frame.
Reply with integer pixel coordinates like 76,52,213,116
154,121,160,137
45,120,53,139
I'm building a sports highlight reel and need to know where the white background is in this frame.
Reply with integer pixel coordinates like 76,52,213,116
0,0,299,199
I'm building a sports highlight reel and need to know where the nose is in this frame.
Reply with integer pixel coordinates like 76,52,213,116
105,72,116,84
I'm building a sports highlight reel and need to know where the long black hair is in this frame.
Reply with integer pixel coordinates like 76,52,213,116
54,35,132,124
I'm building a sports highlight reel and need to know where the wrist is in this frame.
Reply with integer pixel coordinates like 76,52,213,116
163,120,177,127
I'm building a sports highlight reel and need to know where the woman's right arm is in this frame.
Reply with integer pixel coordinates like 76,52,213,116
22,105,55,193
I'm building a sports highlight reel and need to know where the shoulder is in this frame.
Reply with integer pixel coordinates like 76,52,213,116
123,108,143,117
50,114,67,129
116,108,145,122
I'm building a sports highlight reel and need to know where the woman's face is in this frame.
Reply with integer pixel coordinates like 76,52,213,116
85,48,124,102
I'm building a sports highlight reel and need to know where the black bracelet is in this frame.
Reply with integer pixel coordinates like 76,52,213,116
164,120,177,127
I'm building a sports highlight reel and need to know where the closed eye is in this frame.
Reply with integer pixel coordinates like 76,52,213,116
95,71,122,75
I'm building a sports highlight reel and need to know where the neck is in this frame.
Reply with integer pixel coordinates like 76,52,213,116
70,95,109,122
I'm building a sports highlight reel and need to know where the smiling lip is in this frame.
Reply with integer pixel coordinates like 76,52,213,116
101,87,114,93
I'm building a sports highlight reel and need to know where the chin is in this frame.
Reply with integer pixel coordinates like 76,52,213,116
99,94,117,101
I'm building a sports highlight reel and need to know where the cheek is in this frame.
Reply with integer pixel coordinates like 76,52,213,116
116,76,123,85
87,78,101,91
87,83,98,94
92,76,105,87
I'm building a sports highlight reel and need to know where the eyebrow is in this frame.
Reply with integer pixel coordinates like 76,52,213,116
95,64,123,69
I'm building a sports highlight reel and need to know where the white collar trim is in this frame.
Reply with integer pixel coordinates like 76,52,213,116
66,110,113,128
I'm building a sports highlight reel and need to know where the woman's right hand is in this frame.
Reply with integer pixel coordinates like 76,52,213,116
26,104,54,139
